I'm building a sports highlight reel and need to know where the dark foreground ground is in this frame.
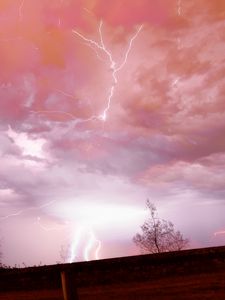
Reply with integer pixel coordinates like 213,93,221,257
1,246,225,299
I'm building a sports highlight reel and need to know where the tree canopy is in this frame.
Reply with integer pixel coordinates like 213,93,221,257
133,200,189,253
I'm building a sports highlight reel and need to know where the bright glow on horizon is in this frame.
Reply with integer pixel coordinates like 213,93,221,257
47,201,147,262
48,202,147,228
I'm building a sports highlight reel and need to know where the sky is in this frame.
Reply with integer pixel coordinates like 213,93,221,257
0,0,225,266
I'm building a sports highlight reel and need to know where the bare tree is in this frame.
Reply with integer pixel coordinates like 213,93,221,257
133,200,189,254
0,240,2,268
59,244,70,263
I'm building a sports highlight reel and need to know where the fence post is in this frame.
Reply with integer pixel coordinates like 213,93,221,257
61,270,79,300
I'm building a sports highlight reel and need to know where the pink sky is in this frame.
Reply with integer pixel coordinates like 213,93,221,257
0,0,225,266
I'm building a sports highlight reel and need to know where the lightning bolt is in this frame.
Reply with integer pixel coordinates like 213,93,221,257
19,0,25,22
171,77,180,88
68,225,101,263
171,76,184,89
72,20,143,121
176,0,183,50
95,239,101,260
68,226,84,263
84,229,101,261
55,89,77,100
0,200,55,221
177,0,182,16
58,0,64,27
35,216,68,232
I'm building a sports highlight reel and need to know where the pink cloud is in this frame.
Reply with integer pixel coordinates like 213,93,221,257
93,0,174,27
139,154,225,191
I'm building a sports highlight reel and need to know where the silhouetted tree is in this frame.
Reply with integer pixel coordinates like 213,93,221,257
133,200,189,253
0,241,2,268
58,244,70,263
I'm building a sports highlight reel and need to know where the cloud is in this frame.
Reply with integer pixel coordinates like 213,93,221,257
139,153,225,200
93,0,173,28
